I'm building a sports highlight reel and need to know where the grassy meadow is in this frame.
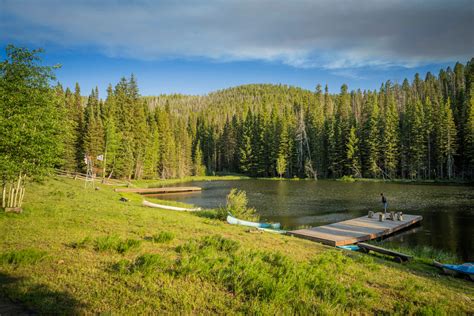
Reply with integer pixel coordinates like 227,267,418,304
0,176,473,314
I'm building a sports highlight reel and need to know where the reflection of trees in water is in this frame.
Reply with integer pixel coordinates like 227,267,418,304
177,180,474,260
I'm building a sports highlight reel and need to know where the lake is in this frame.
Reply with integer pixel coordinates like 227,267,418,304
155,180,474,261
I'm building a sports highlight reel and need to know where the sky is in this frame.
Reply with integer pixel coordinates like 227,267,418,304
1,0,473,96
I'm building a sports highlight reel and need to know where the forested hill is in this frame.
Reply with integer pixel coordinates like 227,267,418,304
57,59,474,181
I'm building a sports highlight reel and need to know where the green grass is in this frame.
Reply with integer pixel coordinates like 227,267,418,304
151,231,175,243
0,176,472,314
69,235,142,254
132,175,250,188
0,249,47,266
368,241,460,265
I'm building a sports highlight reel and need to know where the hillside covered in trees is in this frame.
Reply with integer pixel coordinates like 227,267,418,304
56,58,474,181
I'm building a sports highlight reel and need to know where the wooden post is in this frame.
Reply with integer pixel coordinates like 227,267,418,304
2,185,5,209
8,186,13,208
379,213,385,222
19,187,25,207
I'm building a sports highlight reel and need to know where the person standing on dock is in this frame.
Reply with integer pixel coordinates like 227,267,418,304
381,193,388,213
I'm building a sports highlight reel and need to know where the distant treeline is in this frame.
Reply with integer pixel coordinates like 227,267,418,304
56,59,474,180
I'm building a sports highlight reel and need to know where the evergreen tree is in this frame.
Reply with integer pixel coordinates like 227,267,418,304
193,140,206,176
437,99,458,179
276,154,287,178
346,126,361,177
361,93,380,177
102,84,120,178
403,99,426,179
239,112,254,175
381,95,400,178
56,85,77,171
465,86,474,176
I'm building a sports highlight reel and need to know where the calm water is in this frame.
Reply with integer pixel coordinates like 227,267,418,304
155,180,474,261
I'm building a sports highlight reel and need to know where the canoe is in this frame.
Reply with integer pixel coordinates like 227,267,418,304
257,227,287,234
433,261,474,281
142,200,201,212
337,245,360,251
226,214,280,229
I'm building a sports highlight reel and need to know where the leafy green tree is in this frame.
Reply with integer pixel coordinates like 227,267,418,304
0,45,62,209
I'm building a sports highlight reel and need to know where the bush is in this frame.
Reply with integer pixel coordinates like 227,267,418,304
339,175,356,182
225,188,259,221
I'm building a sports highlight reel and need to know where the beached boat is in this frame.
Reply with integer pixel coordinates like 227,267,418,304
226,214,280,229
257,227,287,234
142,200,201,212
337,245,360,251
433,261,474,281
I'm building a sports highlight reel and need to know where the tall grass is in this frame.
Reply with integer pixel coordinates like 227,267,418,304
371,242,459,263
0,249,47,265
114,235,376,314
74,235,143,254
151,231,175,243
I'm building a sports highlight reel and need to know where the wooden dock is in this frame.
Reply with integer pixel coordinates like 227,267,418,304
287,214,422,246
114,186,202,194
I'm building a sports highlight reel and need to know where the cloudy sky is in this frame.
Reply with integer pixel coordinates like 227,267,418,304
1,0,473,95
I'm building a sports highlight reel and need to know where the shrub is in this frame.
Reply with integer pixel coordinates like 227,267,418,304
225,188,259,221
339,175,356,182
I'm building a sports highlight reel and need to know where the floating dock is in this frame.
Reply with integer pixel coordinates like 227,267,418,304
287,214,422,246
114,186,202,194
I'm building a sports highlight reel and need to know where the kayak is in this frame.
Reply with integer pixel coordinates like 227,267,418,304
433,261,474,281
337,245,360,251
226,214,280,229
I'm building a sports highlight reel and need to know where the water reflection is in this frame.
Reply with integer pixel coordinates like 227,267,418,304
157,180,474,261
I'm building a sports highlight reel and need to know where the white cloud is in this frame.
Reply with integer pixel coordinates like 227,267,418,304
1,0,473,68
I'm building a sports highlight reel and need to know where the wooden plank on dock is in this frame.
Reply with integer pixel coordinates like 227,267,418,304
114,186,202,194
287,214,422,246
357,242,413,262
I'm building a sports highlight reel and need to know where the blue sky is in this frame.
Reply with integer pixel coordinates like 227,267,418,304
1,0,473,96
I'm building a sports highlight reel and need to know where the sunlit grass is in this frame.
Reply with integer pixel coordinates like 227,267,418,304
0,176,472,314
